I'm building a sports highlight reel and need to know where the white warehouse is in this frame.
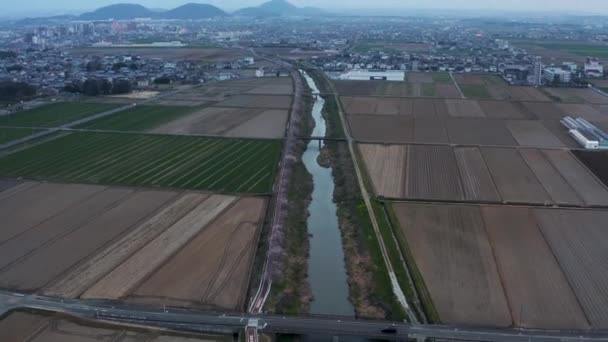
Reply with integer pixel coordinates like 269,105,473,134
338,70,405,81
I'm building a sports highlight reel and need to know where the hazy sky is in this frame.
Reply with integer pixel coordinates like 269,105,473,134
5,0,608,16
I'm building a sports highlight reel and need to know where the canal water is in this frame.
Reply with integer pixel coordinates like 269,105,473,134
300,70,355,317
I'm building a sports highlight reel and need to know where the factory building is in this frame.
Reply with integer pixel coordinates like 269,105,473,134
338,70,405,81
543,67,572,84
584,58,604,78
562,116,608,149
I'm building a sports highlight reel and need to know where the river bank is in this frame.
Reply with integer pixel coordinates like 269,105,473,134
263,72,314,315
307,69,407,321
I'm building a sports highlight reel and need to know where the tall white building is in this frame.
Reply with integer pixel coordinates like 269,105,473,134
543,67,572,83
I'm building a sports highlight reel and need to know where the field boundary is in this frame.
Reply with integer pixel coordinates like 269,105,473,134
381,200,441,323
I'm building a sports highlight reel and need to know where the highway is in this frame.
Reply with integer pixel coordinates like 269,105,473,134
1,291,607,341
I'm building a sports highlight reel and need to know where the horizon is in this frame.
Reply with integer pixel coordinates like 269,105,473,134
2,0,607,18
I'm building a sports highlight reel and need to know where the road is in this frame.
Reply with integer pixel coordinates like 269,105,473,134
450,71,466,99
1,291,607,342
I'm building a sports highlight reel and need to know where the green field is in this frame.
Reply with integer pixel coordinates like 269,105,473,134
421,83,437,97
0,132,281,193
460,84,492,99
77,105,196,131
537,42,608,57
431,72,452,84
0,128,42,144
0,103,118,128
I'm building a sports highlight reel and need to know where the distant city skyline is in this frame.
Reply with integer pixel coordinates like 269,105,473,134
4,0,608,16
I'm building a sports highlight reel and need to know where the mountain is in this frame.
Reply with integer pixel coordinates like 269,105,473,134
163,3,227,19
78,3,227,20
79,4,154,20
235,0,325,17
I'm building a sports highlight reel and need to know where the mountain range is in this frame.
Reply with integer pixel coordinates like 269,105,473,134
77,0,325,20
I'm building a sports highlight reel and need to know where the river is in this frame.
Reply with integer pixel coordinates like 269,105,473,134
300,70,355,317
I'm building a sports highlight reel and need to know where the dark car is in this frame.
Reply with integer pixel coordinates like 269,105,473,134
381,327,398,334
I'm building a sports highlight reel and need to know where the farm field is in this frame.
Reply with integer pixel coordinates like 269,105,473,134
150,77,293,106
76,105,197,131
69,47,245,61
334,75,460,98
452,74,550,101
358,143,608,205
216,94,292,109
573,150,608,187
0,181,266,312
0,127,43,144
0,311,230,341
341,96,608,122
544,88,608,105
0,102,118,128
151,106,288,139
348,115,576,147
0,132,281,193
392,203,512,327
391,202,603,328
534,209,608,328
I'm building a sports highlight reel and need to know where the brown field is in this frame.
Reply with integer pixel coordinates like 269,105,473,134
481,148,550,204
482,206,589,329
0,311,228,341
535,209,608,328
150,106,288,139
82,195,237,299
413,117,449,143
359,142,602,206
547,88,608,105
445,99,486,117
446,119,518,146
127,197,265,310
347,115,413,143
44,193,209,298
519,149,584,206
341,96,378,114
408,72,434,83
436,84,461,98
453,74,488,85
70,47,244,61
393,203,511,327
391,201,608,328
520,102,565,120
556,103,607,122
505,121,565,148
0,183,178,291
358,144,407,198
454,147,501,202
413,99,449,117
508,87,550,102
540,120,581,148
406,145,464,201
216,95,292,109
543,150,608,206
0,182,266,312
152,78,293,106
477,101,531,119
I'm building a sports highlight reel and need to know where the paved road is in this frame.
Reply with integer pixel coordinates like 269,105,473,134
1,291,607,342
